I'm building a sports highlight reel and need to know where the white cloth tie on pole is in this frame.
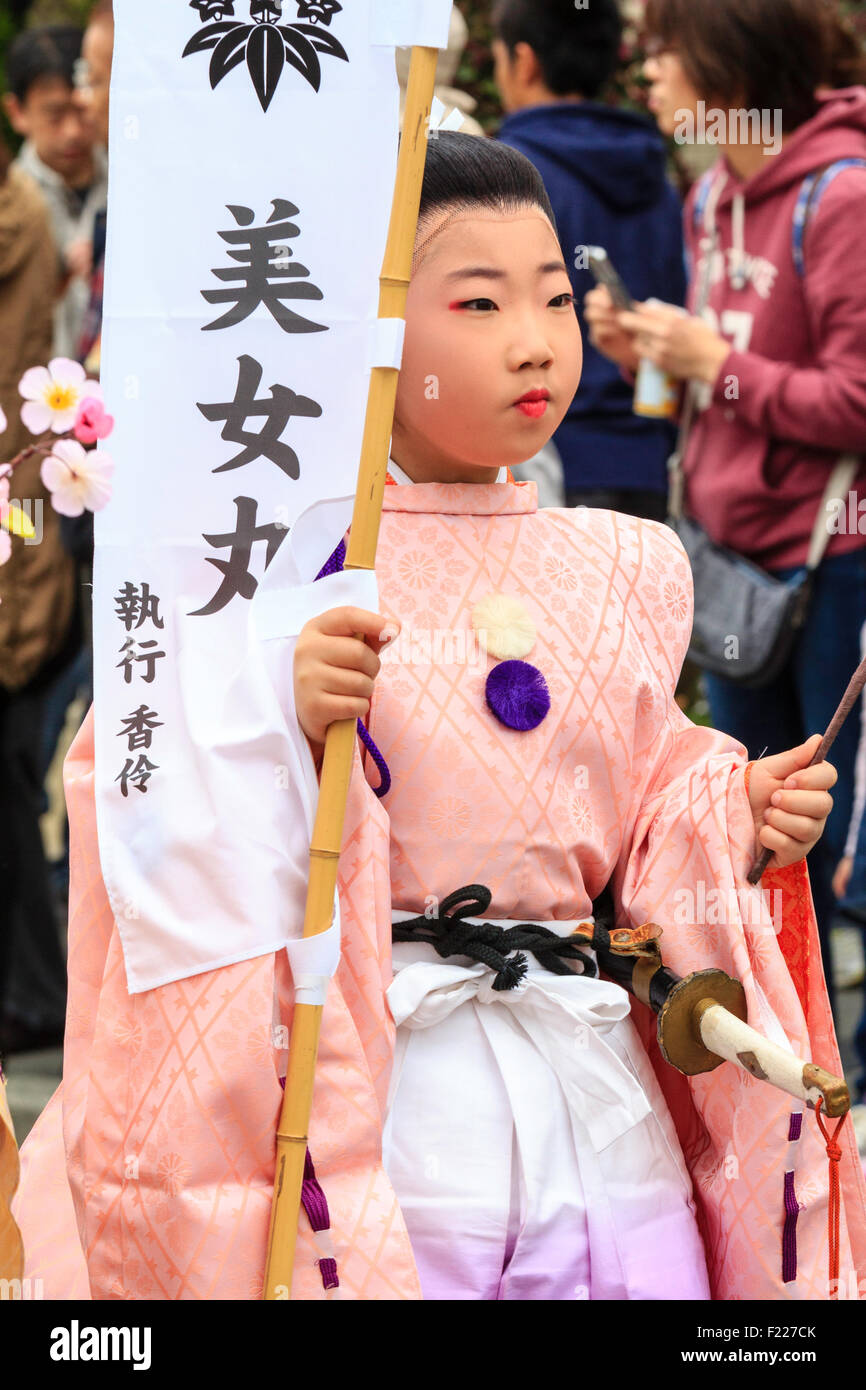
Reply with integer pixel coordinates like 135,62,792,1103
366,318,406,371
284,895,341,1007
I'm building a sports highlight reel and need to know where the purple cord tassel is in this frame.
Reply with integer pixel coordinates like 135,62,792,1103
275,1086,340,1291
301,1147,340,1292
782,1111,802,1283
314,538,391,797
782,1174,799,1282
356,720,391,796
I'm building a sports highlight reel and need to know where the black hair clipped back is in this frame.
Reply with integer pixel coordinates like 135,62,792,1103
5,25,83,104
418,131,557,237
493,0,622,99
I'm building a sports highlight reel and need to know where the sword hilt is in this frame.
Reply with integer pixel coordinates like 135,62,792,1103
592,926,850,1115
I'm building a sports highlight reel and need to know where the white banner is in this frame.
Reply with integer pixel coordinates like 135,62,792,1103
93,0,451,993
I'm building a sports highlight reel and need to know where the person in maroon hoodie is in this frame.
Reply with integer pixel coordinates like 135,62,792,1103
586,0,866,1031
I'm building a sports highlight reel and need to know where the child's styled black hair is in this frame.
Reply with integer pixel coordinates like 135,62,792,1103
5,25,83,104
417,131,558,256
492,0,622,100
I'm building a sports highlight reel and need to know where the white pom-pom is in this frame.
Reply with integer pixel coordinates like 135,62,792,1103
470,592,536,661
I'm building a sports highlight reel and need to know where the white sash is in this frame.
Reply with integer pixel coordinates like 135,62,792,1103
387,913,653,1153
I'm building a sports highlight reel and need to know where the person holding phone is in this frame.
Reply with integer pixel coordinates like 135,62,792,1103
585,0,866,1044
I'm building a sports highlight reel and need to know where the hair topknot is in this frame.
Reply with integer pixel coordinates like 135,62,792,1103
414,131,558,259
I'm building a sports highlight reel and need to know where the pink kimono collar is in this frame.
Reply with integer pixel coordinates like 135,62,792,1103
382,471,538,517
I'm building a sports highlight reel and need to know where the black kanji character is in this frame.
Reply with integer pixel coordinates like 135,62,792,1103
198,355,321,479
202,200,327,334
117,638,167,684
191,495,288,617
115,756,159,797
114,581,165,632
117,705,164,752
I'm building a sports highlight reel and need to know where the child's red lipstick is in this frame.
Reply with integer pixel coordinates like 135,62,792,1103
514,389,550,420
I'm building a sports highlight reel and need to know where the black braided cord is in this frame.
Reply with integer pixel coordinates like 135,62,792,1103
392,884,610,992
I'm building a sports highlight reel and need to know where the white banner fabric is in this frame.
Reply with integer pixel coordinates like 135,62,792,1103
93,0,451,993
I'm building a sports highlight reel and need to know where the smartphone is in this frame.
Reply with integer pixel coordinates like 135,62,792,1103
586,247,634,312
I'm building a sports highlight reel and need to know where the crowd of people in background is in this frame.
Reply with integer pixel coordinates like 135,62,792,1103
1,0,865,1114
0,0,112,1053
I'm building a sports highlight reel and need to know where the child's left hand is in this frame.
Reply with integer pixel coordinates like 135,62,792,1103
747,734,837,869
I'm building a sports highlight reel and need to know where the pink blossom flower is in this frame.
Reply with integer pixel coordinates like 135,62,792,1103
41,439,113,517
0,405,7,435
0,529,10,566
74,395,114,445
19,358,101,435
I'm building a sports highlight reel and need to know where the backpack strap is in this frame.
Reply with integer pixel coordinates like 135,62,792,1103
687,166,727,283
692,167,718,236
792,158,866,277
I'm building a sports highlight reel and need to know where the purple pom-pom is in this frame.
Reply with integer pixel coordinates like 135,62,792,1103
485,660,550,731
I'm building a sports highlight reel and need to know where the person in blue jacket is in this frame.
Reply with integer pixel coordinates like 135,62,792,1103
493,0,685,520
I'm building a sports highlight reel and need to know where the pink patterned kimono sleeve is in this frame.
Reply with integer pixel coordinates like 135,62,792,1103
12,709,420,1301
609,520,866,1300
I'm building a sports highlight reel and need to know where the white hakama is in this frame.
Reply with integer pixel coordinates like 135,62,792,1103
382,919,711,1301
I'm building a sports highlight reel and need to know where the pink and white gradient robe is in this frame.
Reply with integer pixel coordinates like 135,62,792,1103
366,476,866,1299
12,475,866,1299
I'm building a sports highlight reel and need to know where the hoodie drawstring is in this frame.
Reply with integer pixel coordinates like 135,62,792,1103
701,169,748,293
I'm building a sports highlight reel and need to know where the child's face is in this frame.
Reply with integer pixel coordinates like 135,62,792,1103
392,206,582,484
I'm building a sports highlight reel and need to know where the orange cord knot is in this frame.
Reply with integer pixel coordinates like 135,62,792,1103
815,1097,846,1297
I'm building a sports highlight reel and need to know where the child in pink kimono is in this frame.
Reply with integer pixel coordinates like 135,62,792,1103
12,133,866,1302
290,133,865,1300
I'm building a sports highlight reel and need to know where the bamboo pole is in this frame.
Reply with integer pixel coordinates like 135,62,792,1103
263,44,440,1301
